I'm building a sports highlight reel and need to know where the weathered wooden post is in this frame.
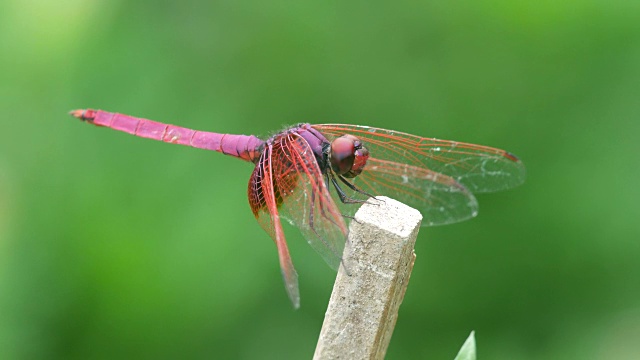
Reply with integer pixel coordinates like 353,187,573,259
314,196,422,360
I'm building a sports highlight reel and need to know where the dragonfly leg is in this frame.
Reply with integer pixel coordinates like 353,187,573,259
337,174,386,208
324,172,364,222
337,174,377,200
329,171,368,204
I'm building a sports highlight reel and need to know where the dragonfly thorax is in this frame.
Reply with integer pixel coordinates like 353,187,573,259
328,135,370,178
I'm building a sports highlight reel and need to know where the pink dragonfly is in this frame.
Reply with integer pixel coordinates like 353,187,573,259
69,109,525,308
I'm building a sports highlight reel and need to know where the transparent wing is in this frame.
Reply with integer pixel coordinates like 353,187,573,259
314,124,525,225
357,158,477,226
315,124,525,193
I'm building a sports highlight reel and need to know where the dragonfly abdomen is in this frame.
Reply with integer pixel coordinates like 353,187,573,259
70,109,265,162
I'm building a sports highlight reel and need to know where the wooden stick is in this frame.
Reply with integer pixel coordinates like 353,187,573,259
314,196,423,360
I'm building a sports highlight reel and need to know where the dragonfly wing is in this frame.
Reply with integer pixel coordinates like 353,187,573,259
314,124,524,226
270,132,348,271
314,124,525,193
248,145,300,309
354,158,478,226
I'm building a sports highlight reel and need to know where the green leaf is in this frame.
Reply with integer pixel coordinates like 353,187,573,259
454,331,476,360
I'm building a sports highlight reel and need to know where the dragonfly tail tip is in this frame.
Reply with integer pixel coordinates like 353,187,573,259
69,109,95,121
69,109,84,118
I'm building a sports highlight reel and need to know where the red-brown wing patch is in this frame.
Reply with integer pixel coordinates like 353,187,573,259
269,132,348,271
248,145,300,308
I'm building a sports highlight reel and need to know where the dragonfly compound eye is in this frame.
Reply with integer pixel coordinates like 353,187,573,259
330,135,369,178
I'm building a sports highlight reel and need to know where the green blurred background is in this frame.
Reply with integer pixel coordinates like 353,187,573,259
1,0,639,359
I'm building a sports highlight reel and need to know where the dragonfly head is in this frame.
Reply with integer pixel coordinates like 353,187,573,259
329,135,370,178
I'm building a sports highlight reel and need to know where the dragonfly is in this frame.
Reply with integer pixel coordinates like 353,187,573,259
69,109,525,308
